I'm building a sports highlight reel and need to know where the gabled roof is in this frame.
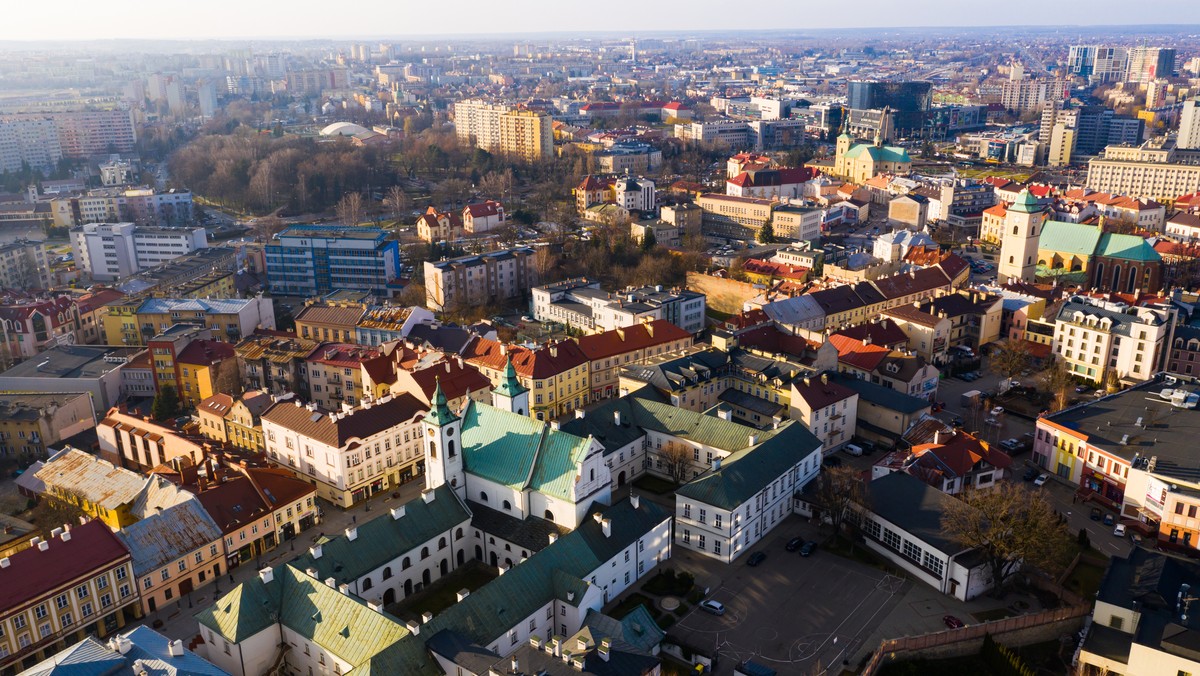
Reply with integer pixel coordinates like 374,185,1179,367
828,334,890,372
1038,220,1102,257
293,303,368,328
864,471,973,555
176,340,236,366
832,319,910,349
261,394,426,448
464,338,587,380
675,422,821,510
909,431,1012,486
116,499,222,577
1096,232,1162,262
0,520,129,611
35,447,146,511
575,320,691,361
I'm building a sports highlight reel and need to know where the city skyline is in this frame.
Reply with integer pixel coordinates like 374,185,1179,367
4,0,1200,42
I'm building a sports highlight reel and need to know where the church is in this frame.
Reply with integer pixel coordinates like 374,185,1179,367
832,113,912,184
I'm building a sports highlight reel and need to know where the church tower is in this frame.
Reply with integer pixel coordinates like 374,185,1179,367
998,189,1046,285
491,356,529,416
422,379,465,498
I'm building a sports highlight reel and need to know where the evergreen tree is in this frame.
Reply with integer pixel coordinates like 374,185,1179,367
151,385,181,421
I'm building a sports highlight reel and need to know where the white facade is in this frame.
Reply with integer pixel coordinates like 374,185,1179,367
1053,302,1171,384
859,510,993,602
532,281,706,335
1179,99,1200,151
0,116,62,174
71,222,207,282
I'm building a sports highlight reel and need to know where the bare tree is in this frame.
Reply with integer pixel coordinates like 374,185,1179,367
478,169,514,201
384,185,411,225
335,192,365,227
1042,358,1073,412
432,178,471,208
991,339,1031,380
819,465,865,536
252,214,287,243
658,443,692,485
941,482,1072,595
533,246,559,283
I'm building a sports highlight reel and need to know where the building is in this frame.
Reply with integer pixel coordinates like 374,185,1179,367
70,223,207,282
857,471,997,601
462,200,507,234
422,247,537,312
51,188,194,229
293,300,366,344
97,409,206,472
1078,547,1200,676
0,393,95,460
0,345,140,413
532,279,707,335
846,81,933,133
594,141,663,174
999,77,1070,114
725,167,817,199
265,225,400,297
30,448,183,529
453,101,553,162
788,372,860,452
285,68,349,95
0,520,138,674
354,305,435,346
304,343,382,410
695,193,775,241
0,295,81,361
463,341,589,421
1,109,136,161
18,625,231,675
114,499,223,615
998,190,1049,285
1052,300,1172,385
261,393,428,507
875,430,1012,494
576,320,694,402
1068,45,1129,83
103,296,275,350
234,333,319,398
415,206,463,243
1166,325,1200,376
1086,139,1200,202
1125,46,1176,84
0,240,49,290
832,132,911,184
0,116,62,174
1179,99,1200,151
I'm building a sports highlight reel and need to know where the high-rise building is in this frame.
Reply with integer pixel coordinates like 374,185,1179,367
71,222,209,282
1178,99,1200,150
165,78,186,114
1087,139,1200,201
1126,46,1176,84
1000,78,1071,114
265,225,399,297
0,115,62,173
846,80,931,132
197,80,219,119
1067,45,1129,83
1039,104,1142,161
453,100,552,162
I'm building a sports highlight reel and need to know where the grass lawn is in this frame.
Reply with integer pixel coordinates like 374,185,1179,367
706,308,733,322
608,592,659,621
633,475,679,495
387,562,497,622
1065,552,1108,599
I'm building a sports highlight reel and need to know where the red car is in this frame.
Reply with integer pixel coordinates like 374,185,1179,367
943,615,965,629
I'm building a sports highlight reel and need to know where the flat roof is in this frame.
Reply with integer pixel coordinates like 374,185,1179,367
0,345,141,380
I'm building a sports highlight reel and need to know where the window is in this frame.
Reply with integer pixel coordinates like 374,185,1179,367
178,560,188,573
75,584,89,599
698,509,706,524
161,569,171,582
13,615,26,630
882,528,901,551
55,594,69,609
100,593,112,608
34,605,47,620
902,541,921,562
1109,616,1124,630
115,567,127,581
923,552,945,578
60,612,73,627
715,514,722,529
96,576,108,590
81,602,93,617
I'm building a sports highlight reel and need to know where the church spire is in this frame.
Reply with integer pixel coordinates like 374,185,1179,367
423,377,459,426
494,355,527,399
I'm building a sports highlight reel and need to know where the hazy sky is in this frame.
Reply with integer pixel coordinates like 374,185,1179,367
3,0,1200,41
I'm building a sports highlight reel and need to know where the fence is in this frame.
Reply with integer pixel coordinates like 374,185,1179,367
859,604,1091,675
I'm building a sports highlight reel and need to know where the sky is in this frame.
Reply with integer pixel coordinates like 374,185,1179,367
3,0,1200,41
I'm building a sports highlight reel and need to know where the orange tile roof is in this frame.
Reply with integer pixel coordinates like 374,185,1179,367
575,320,691,361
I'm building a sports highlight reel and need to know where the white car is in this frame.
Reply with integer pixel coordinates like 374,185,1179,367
699,600,725,616
1113,524,1127,538
990,406,1005,416
1033,474,1048,487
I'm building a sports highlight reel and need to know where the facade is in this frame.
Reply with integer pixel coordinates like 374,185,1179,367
293,301,367,344
998,190,1047,284
0,393,95,460
453,101,553,162
51,188,194,229
97,409,206,472
354,305,435,346
234,333,319,398
0,521,139,674
261,393,428,507
1052,300,1171,385
70,223,207,282
304,343,381,410
0,295,81,361
462,200,507,234
0,344,139,414
422,247,537,312
0,116,62,174
464,339,589,421
114,499,223,615
576,321,694,402
1,109,135,162
1086,139,1200,202
0,240,49,290
532,279,707,335
265,225,400,297
833,132,911,184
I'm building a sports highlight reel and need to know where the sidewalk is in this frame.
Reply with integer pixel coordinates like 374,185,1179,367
134,478,430,642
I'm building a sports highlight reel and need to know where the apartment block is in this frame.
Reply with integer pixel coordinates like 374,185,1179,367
422,247,537,312
51,187,194,228
1086,138,1200,202
532,278,707,335
1052,300,1172,385
453,100,552,162
0,116,62,174
70,222,208,282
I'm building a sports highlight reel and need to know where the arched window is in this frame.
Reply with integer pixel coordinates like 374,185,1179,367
502,500,512,511
455,527,464,540
438,537,447,550
1012,225,1018,235
448,440,456,457
1009,256,1014,264
402,556,411,570
382,567,392,580
1112,265,1122,292
362,577,373,591
1128,267,1137,294
479,491,488,502
544,510,554,521
421,546,430,560
1094,262,1104,285
517,408,524,416
428,440,436,459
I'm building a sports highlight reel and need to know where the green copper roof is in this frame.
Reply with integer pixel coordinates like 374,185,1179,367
675,421,822,510
1037,220,1102,257
493,356,527,399
1009,189,1043,214
842,143,910,164
1096,232,1162,262
423,379,459,426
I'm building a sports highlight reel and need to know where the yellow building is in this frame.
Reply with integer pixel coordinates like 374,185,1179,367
0,393,95,458
464,338,590,421
981,203,1007,245
196,393,233,444
499,108,553,163
224,391,270,451
832,131,912,184
146,325,238,409
101,298,142,346
32,448,149,530
103,296,275,347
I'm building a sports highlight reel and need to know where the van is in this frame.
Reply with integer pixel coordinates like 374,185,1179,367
845,443,864,456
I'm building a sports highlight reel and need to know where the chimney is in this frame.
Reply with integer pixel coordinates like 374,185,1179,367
406,620,420,635
259,568,274,584
718,408,732,421
324,577,337,588
168,639,184,657
934,430,941,445
456,588,470,602
714,457,722,471
338,583,349,595
748,434,759,446
422,489,435,504
821,373,828,385
345,527,358,541
310,544,324,560
38,540,49,552
575,409,585,419
115,636,132,655
422,611,433,624
367,600,383,612
630,494,640,509
0,557,9,568
550,346,558,358
391,505,406,520
305,567,319,579
551,420,560,431
614,410,622,426
601,518,612,538
51,527,63,538
548,532,558,545
645,322,654,337
598,638,612,662
593,512,603,524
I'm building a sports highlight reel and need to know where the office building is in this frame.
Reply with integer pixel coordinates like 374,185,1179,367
846,80,932,132
532,278,707,335
51,187,195,228
70,222,207,282
1000,78,1071,114
1179,99,1200,150
1086,138,1200,202
1125,46,1176,84
1068,45,1129,83
422,246,537,311
265,225,400,297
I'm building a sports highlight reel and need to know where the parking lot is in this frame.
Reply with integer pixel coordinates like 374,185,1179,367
666,521,911,674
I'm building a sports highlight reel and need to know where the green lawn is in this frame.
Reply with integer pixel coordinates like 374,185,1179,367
1065,553,1108,599
387,562,497,622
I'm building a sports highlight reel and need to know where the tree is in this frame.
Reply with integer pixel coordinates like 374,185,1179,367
152,385,181,421
818,465,865,536
432,178,471,208
384,185,411,225
658,443,692,485
1105,368,1122,393
252,214,287,243
941,482,1072,595
335,192,365,227
640,229,658,252
757,220,775,244
533,246,559,282
478,168,515,200
991,339,1031,380
1042,358,1073,412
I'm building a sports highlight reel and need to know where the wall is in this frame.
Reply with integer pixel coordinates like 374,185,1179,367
685,272,761,316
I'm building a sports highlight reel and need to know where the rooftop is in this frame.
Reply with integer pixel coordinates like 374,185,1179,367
865,471,973,556
0,520,130,612
0,345,141,380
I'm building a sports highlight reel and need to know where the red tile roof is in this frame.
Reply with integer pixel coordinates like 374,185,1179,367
261,393,427,448
741,259,810,281
909,431,1012,486
464,338,588,380
406,358,492,403
0,520,129,611
831,319,910,350
176,340,236,366
199,393,234,417
828,334,890,372
464,200,503,218
575,320,691,361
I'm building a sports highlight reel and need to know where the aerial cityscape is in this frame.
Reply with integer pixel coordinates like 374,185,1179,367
2,6,1200,676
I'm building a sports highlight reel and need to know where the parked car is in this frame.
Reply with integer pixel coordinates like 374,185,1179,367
1033,474,1048,487
1114,524,1127,537
845,443,864,457
785,537,803,552
985,417,1000,426
1009,380,1021,389
952,417,964,427
799,541,817,557
1075,385,1090,393
746,552,766,567
521,315,534,322
1090,507,1102,521
699,600,726,616
943,615,965,629
1023,467,1039,481
990,406,1005,416
1094,390,1107,398
1103,514,1115,526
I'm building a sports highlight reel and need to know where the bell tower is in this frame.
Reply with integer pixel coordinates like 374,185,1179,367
998,189,1046,285
422,379,464,498
491,356,529,416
